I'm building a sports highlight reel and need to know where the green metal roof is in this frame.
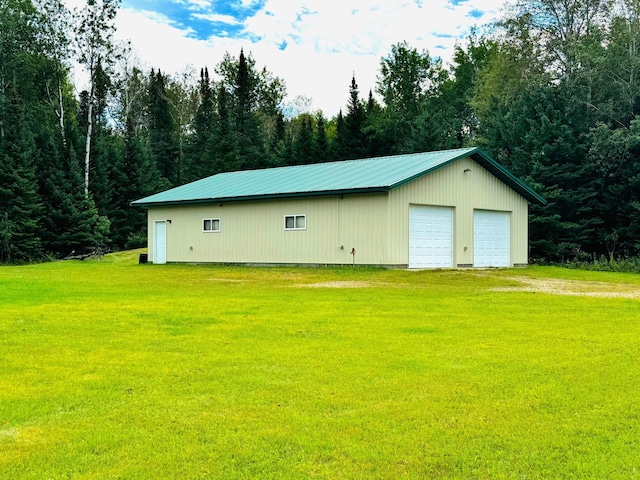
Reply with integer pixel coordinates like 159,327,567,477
131,147,546,207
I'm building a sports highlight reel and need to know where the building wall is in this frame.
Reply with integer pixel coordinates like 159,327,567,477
146,193,390,265
145,156,530,267
386,157,529,266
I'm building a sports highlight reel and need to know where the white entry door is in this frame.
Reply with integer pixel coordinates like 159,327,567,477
154,221,167,264
473,210,510,267
409,205,453,268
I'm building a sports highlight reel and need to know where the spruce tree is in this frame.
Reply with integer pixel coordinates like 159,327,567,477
147,69,180,185
209,83,239,173
87,59,117,222
314,113,329,162
109,117,150,248
38,149,102,256
294,114,314,164
234,49,264,170
344,76,368,159
0,88,43,262
187,67,215,181
332,109,349,160
269,110,288,166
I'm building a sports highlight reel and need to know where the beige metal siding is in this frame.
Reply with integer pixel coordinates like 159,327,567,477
387,157,529,266
145,156,530,266
146,193,389,265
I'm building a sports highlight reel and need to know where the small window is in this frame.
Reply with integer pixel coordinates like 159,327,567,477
203,218,221,232
284,214,306,230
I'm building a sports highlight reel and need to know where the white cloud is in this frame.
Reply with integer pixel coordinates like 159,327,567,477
232,0,503,114
66,0,505,115
113,8,210,70
192,13,241,24
185,0,213,8
241,0,262,7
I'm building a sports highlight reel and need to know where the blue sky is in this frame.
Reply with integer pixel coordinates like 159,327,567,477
67,0,505,115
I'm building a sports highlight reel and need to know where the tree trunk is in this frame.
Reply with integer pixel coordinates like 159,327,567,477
57,79,67,150
84,99,93,197
46,76,68,150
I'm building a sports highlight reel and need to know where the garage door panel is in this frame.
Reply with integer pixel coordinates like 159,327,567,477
409,206,453,268
474,210,510,267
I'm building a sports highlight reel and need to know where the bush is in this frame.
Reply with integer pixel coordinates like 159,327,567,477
558,255,640,274
124,232,147,250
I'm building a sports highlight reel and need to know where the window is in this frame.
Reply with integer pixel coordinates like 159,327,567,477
284,214,306,230
203,218,221,232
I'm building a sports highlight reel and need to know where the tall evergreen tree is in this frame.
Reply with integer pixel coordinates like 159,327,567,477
109,116,160,248
147,69,180,185
187,67,215,181
293,114,314,164
314,113,329,162
363,90,387,156
233,49,264,169
38,144,101,256
209,83,239,173
87,59,116,218
269,110,288,166
0,87,43,262
332,109,348,160
215,49,286,171
343,75,368,159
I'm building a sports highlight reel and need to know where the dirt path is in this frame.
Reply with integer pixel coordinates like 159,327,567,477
493,276,640,298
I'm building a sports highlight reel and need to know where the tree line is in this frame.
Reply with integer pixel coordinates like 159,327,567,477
2,0,640,263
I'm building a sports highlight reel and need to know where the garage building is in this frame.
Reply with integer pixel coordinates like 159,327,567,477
131,147,546,268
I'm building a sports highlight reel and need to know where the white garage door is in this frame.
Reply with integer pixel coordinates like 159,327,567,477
474,210,510,267
409,205,453,268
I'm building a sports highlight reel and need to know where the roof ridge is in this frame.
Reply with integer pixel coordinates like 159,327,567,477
132,147,545,207
217,147,480,178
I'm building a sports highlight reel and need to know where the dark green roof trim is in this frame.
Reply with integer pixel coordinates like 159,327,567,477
132,147,546,208
470,151,546,206
133,187,389,207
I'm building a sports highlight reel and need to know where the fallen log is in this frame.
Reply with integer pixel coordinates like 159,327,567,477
61,248,109,261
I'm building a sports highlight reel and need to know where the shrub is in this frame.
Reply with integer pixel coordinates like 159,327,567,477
124,232,147,250
558,255,640,274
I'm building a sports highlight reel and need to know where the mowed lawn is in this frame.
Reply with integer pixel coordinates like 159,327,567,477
1,252,640,479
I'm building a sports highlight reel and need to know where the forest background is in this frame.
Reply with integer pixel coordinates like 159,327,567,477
2,0,640,264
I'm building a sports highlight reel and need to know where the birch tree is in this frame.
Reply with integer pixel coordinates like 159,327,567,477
35,0,72,150
74,0,120,197
508,0,611,80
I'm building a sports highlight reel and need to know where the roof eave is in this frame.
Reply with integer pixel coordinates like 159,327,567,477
131,186,389,208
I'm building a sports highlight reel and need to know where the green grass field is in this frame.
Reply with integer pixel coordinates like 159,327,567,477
1,251,640,479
